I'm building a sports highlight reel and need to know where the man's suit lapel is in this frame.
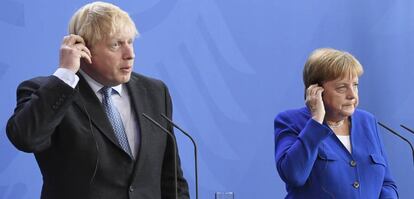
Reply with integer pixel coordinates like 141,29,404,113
73,75,124,151
126,75,155,171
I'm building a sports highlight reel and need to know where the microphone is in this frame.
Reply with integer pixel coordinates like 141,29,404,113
400,124,414,135
142,113,178,199
160,114,199,199
378,122,414,166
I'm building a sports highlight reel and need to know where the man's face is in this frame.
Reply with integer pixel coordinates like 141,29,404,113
84,31,135,86
322,75,359,120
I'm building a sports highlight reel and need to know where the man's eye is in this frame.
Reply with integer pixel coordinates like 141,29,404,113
110,42,120,49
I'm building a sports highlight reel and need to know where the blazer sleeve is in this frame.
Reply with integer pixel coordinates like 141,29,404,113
160,83,190,199
274,111,332,187
373,119,399,198
6,76,77,153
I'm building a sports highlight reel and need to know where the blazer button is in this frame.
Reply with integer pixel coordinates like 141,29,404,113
353,181,360,189
129,185,135,192
350,160,357,167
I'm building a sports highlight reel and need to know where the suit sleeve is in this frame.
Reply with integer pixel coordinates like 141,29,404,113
6,76,77,153
274,111,332,187
160,84,190,199
373,119,399,198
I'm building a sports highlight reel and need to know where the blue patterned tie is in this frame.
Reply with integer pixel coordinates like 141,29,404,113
100,86,132,157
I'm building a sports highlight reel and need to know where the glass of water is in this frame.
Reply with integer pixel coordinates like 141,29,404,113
215,192,234,199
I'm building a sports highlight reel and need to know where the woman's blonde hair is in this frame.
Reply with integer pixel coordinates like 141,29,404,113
68,1,139,47
303,48,364,89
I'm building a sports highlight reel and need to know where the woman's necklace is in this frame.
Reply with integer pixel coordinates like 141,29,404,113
326,120,345,128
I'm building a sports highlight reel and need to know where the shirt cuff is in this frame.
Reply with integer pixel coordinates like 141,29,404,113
53,68,79,88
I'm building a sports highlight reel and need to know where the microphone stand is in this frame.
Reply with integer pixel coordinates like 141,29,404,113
161,114,199,199
142,113,178,199
378,122,414,167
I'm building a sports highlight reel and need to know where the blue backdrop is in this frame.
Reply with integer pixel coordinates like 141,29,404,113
1,0,414,198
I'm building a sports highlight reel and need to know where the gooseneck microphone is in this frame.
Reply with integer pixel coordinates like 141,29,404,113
400,124,414,135
160,114,199,199
142,113,178,199
378,122,414,166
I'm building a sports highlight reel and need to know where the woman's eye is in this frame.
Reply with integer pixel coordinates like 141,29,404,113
336,87,346,92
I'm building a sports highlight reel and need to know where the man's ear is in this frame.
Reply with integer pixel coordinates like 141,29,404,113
80,59,92,69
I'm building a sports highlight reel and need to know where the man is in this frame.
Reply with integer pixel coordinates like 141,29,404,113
6,2,189,199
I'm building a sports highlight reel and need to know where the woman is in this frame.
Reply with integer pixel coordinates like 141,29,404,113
274,48,398,198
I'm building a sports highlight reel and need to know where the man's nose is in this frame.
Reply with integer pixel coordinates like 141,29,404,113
123,44,135,60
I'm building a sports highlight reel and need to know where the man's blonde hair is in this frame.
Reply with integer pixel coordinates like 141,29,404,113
303,48,364,89
68,1,139,47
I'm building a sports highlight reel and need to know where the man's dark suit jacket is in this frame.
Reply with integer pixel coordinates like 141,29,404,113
6,72,189,199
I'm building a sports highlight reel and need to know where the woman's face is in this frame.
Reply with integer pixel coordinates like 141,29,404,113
322,75,359,121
